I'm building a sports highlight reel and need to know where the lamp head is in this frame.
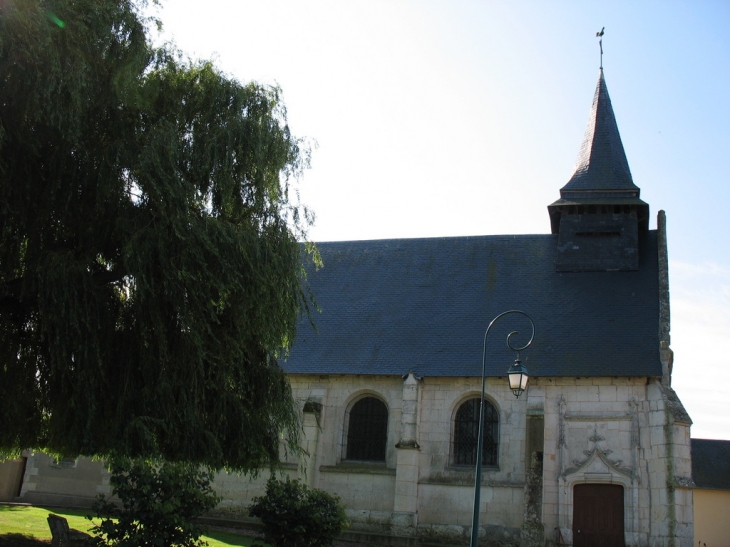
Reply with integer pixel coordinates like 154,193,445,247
507,359,529,398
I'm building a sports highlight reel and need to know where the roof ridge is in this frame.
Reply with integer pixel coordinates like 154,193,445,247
311,234,557,245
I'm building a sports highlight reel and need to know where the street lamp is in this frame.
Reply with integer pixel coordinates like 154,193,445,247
470,310,535,547
507,358,529,398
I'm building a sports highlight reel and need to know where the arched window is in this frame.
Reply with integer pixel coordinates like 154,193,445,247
453,398,499,466
346,396,388,462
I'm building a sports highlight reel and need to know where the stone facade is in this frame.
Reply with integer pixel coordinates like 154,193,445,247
15,451,111,508
200,372,693,547
6,370,694,546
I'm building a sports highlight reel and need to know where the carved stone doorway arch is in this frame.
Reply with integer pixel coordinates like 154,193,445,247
557,450,637,546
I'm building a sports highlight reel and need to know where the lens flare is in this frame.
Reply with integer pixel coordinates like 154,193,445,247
46,10,65,28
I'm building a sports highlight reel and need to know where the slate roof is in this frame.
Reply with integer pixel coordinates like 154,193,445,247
560,69,641,198
283,232,662,378
692,439,730,490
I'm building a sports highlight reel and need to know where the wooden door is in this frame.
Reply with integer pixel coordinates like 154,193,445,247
573,483,625,547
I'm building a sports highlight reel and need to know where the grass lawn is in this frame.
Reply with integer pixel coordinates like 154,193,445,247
0,505,263,547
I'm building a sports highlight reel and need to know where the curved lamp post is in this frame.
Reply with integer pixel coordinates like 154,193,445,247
469,310,535,547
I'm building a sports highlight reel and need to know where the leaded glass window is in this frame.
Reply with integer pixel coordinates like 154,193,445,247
453,398,499,466
346,396,388,461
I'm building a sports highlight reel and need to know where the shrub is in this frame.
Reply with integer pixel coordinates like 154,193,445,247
89,458,221,547
249,477,349,547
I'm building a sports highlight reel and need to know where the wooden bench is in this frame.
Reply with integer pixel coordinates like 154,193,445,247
47,513,92,547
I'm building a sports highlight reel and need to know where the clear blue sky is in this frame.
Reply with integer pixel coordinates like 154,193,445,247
150,0,730,440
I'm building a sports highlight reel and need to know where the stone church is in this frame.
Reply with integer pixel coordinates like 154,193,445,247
265,68,694,547
6,69,694,547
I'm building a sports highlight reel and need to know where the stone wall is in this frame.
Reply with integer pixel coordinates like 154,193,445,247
540,377,693,547
207,372,692,546
14,371,693,546
19,452,109,507
0,457,26,501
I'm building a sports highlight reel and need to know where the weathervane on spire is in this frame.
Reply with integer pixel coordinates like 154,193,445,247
596,27,605,69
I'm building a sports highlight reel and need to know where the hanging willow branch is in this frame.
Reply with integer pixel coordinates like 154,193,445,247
0,0,318,472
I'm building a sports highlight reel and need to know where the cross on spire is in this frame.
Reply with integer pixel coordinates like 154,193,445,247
596,27,605,69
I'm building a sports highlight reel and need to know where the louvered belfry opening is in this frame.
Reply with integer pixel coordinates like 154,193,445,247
453,398,499,466
346,396,388,461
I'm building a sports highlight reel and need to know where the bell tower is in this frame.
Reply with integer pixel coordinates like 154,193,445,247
548,69,649,272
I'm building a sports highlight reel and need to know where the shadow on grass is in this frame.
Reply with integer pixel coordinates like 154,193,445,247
0,505,263,547
0,533,50,547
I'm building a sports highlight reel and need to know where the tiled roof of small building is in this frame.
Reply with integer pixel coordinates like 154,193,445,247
283,232,662,378
692,439,730,490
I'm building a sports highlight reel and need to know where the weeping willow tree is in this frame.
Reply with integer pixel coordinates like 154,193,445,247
0,0,317,471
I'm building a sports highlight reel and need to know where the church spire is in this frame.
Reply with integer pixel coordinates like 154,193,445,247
561,70,639,199
548,68,649,272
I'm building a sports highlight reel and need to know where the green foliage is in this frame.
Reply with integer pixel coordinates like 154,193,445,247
249,477,348,547
89,458,221,547
0,0,317,470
